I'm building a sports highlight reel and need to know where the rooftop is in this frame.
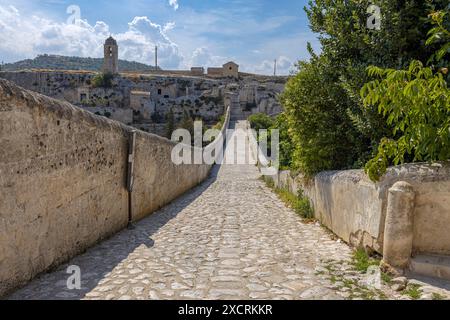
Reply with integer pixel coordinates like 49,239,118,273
105,36,117,46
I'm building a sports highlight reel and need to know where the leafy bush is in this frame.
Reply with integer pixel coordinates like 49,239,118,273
362,11,450,181
281,55,360,176
279,1,449,177
307,0,448,162
426,10,450,67
248,113,294,169
273,113,294,170
248,113,274,132
362,61,449,181
92,72,114,88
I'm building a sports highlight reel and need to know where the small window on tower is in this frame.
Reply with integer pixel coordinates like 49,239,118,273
158,89,162,95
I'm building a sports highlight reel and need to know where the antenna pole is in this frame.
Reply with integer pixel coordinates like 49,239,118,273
155,45,158,70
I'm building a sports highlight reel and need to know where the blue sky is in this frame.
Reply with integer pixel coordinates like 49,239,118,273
0,0,320,74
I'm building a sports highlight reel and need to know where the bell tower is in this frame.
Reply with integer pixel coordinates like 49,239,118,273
103,36,119,74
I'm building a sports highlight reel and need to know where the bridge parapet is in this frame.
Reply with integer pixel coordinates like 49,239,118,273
0,79,230,297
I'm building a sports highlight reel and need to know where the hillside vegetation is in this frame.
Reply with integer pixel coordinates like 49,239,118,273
1,54,159,72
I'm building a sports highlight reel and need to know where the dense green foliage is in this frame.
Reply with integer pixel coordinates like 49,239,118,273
273,113,295,170
362,12,450,181
363,63,449,181
280,0,449,176
248,113,294,170
92,72,114,88
1,54,159,72
248,113,274,133
281,54,360,175
426,10,450,67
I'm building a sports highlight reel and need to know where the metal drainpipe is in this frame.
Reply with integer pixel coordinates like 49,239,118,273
127,130,137,229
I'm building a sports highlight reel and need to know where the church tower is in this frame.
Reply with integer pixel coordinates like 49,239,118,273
103,36,119,74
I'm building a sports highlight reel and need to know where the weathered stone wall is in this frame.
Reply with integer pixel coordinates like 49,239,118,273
0,70,94,104
0,71,228,126
265,162,450,258
0,79,230,297
0,71,286,133
381,164,450,256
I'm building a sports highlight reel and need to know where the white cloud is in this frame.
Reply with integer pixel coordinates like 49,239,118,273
0,5,183,69
122,16,183,68
0,4,304,75
163,21,176,33
189,47,226,68
252,56,294,75
168,0,179,11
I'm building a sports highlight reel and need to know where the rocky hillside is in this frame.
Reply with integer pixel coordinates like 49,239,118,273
0,54,159,72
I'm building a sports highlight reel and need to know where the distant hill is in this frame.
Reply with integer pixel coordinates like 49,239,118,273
0,54,160,72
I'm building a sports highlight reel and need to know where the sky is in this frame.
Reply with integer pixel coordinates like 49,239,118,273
0,0,320,75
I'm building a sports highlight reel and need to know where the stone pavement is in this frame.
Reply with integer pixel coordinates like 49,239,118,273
6,121,448,300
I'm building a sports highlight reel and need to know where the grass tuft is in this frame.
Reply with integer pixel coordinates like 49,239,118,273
381,272,392,285
262,177,314,219
352,249,381,273
404,284,422,300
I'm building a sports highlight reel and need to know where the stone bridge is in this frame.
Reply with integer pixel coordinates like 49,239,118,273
7,121,360,300
1,79,449,300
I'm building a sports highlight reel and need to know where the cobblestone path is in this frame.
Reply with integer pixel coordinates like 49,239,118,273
9,121,445,300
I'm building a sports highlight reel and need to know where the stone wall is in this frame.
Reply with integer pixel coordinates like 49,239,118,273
0,71,286,132
142,70,196,77
382,164,450,256
207,68,224,78
0,71,228,126
0,79,230,297
264,161,450,264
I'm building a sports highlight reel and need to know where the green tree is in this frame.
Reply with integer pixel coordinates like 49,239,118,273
308,0,447,164
362,61,449,181
280,0,449,176
426,10,450,75
281,54,359,175
273,113,294,170
362,11,450,181
248,113,274,133
92,72,114,88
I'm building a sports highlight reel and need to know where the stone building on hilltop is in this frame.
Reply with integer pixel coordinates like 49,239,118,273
223,61,239,78
207,61,239,78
